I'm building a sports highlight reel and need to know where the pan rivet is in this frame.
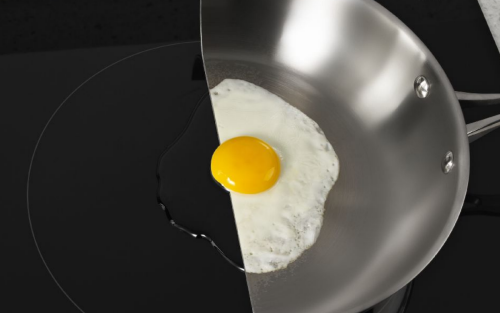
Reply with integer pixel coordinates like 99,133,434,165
414,76,430,98
442,151,455,174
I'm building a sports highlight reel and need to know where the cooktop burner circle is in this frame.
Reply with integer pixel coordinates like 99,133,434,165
26,41,251,313
25,40,416,313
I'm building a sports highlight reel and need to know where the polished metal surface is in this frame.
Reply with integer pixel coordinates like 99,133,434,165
456,91,500,105
201,0,471,312
459,92,500,143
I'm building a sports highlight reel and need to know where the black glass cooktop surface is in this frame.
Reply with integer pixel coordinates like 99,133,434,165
2,0,500,312
26,42,251,313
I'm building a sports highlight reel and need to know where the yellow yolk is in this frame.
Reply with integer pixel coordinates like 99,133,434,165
211,136,281,194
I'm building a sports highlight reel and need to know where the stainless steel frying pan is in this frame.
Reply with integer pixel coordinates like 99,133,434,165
201,0,500,312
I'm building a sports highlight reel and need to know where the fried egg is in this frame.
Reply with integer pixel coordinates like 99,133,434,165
210,79,339,273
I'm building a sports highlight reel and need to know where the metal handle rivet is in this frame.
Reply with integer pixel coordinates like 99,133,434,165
414,76,430,98
442,151,455,174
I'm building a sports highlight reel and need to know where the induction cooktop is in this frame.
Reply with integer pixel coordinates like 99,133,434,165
2,0,500,312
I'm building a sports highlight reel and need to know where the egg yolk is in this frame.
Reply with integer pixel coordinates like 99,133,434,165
211,136,281,194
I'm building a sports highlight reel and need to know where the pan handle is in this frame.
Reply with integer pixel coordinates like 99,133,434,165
466,114,500,143
455,91,500,143
456,91,500,106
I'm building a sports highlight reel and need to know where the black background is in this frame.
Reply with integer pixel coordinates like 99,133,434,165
2,0,500,312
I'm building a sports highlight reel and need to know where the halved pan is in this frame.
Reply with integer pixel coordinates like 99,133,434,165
201,0,500,312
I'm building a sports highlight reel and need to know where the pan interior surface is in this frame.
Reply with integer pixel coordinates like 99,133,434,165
201,0,469,312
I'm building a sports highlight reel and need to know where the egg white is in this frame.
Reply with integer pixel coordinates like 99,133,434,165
211,79,339,273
